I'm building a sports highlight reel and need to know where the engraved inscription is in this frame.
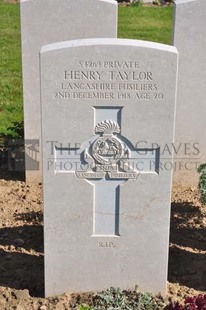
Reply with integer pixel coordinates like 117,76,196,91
76,172,105,179
98,241,116,248
52,59,165,101
79,60,140,69
108,70,153,81
108,172,138,179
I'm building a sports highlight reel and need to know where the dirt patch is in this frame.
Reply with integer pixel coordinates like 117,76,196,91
167,186,206,303
0,178,205,309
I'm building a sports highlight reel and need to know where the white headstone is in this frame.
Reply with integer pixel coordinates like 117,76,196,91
173,0,206,186
20,0,117,182
40,38,178,297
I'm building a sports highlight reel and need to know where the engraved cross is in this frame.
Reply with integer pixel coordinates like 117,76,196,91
54,107,160,236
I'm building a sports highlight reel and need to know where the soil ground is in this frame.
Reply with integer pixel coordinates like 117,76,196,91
0,168,206,309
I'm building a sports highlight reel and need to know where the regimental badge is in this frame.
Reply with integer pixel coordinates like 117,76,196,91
92,120,124,166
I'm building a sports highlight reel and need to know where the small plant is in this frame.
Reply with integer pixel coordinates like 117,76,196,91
79,305,93,310
198,163,206,204
185,295,206,310
165,294,206,310
92,287,165,310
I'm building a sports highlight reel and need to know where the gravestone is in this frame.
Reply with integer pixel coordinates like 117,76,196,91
173,0,206,186
20,0,117,182
40,38,178,297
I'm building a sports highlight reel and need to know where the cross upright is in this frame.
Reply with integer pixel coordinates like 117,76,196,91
54,107,160,237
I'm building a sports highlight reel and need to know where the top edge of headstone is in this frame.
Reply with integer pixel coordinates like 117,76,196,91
20,0,117,4
174,0,198,5
40,38,178,54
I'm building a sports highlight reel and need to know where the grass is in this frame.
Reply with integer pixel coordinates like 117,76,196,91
0,0,23,137
0,2,173,138
118,5,173,44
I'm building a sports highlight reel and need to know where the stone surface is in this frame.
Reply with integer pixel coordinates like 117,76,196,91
173,0,206,186
40,38,178,297
20,0,117,182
